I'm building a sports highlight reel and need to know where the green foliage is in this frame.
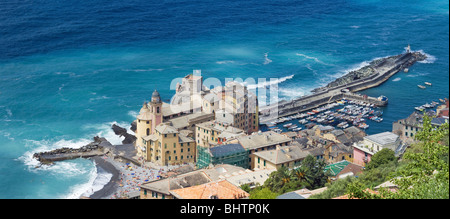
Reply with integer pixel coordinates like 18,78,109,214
309,176,356,199
365,148,397,170
249,187,279,199
255,155,329,198
349,115,449,199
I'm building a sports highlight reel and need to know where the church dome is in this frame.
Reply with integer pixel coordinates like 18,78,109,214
151,90,161,103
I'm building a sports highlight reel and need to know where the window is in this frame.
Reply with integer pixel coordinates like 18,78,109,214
174,134,176,137
146,128,150,135
258,157,260,164
146,121,149,124
157,107,160,114
174,143,176,148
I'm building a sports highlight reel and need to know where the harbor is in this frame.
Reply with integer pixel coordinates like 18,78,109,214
261,97,385,133
259,48,427,125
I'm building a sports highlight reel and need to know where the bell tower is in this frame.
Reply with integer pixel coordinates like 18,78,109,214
150,90,163,132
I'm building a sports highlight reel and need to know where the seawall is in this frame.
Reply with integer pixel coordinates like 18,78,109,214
259,50,427,124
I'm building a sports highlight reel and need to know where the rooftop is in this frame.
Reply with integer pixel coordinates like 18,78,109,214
140,164,247,195
238,131,292,150
364,132,399,146
170,180,249,199
253,145,310,165
209,144,246,158
155,123,179,135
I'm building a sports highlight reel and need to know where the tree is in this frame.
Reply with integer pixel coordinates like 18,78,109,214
249,187,279,199
365,148,397,170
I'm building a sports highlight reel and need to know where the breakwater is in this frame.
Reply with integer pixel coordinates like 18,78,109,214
259,50,427,124
33,136,111,165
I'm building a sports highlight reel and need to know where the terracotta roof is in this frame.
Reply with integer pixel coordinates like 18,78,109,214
170,180,249,199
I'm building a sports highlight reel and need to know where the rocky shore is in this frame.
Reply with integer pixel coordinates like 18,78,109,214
112,123,137,144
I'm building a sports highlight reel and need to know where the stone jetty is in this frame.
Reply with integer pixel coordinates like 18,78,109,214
259,49,427,124
33,136,111,165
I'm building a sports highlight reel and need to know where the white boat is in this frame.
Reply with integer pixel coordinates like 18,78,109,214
293,127,302,131
415,106,425,111
283,123,293,128
418,85,426,89
425,82,432,86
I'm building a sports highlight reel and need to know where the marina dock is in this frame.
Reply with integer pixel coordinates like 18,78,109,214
259,49,427,124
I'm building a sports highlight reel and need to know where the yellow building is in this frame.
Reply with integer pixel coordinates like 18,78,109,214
195,120,245,148
135,90,163,157
142,123,196,166
237,131,292,169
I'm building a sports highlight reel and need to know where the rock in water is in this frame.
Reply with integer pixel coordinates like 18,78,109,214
111,124,137,144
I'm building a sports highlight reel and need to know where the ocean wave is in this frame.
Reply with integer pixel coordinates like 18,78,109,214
128,110,138,118
406,72,430,78
82,121,132,145
296,53,333,66
216,60,235,64
19,138,93,170
63,161,113,199
63,166,99,199
17,120,127,199
278,87,308,99
404,47,437,64
245,74,294,89
122,68,164,72
89,95,110,102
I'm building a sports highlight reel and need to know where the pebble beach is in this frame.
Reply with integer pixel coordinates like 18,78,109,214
89,155,190,199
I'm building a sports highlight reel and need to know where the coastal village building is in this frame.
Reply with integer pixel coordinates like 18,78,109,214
140,164,257,199
142,123,196,166
392,111,426,143
225,169,275,189
195,120,245,147
252,145,310,170
135,71,259,163
237,131,292,169
214,81,259,135
196,143,248,169
170,180,249,199
324,160,364,181
352,132,402,166
323,142,353,164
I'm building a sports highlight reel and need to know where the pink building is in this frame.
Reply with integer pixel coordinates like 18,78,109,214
352,146,373,167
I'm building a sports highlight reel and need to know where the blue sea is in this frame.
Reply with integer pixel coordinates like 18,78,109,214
0,0,448,198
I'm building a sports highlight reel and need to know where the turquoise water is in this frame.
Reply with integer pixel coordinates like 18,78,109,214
0,0,448,198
